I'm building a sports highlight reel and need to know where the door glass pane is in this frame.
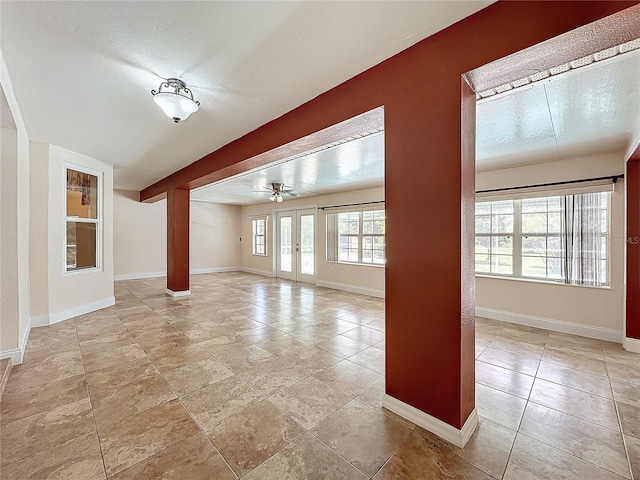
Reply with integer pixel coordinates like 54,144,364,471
300,214,314,275
280,217,292,272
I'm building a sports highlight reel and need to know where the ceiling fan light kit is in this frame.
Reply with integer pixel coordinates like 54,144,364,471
258,182,298,203
151,78,200,123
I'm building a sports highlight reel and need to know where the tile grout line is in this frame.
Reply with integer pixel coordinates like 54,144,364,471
120,298,240,478
604,344,635,480
508,338,633,479
97,291,221,478
498,336,549,479
74,312,110,480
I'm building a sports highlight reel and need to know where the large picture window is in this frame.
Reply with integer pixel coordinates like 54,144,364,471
327,209,385,265
65,166,101,272
475,192,610,286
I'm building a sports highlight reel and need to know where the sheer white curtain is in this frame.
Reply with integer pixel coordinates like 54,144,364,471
326,213,339,262
561,192,607,286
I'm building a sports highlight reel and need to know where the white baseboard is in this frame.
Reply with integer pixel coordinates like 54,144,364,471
0,347,23,365
191,267,240,275
114,271,166,281
30,314,50,328
383,394,478,448
115,267,242,281
167,289,191,297
316,280,384,298
476,307,623,344
0,318,31,365
624,337,640,353
48,296,116,325
240,267,274,277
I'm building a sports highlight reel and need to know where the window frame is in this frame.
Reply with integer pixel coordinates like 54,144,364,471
251,216,268,256
474,200,515,277
64,163,103,275
519,196,563,282
331,209,385,267
475,193,611,287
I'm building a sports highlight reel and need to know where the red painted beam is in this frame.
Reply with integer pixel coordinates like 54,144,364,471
627,145,640,340
167,188,190,294
139,1,639,431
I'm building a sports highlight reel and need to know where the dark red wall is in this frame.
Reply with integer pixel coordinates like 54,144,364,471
141,2,639,428
627,149,640,340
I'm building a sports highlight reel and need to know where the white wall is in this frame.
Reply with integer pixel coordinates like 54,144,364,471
240,187,385,296
29,142,50,320
47,145,115,322
1,126,20,355
476,152,626,340
1,56,31,363
190,201,241,273
113,190,241,279
114,190,167,277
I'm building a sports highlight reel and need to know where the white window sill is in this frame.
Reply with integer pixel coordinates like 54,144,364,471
475,274,611,290
65,267,102,277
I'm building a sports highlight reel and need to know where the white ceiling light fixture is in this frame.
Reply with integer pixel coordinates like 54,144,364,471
151,78,200,123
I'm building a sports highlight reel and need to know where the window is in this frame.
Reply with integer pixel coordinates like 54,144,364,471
521,197,562,280
475,200,514,275
251,217,267,256
65,166,101,272
327,209,385,265
475,192,610,286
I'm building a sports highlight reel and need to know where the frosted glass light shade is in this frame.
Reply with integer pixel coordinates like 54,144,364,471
153,92,199,123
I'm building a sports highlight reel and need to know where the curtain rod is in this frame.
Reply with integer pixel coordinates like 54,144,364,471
476,174,624,194
318,200,384,211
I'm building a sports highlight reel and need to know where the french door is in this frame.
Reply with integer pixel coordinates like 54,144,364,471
276,208,316,283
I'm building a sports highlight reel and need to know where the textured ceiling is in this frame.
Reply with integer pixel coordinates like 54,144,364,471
191,132,384,205
476,50,640,171
194,50,639,205
0,0,493,190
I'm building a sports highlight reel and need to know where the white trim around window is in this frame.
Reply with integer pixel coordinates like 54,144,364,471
63,163,103,275
251,215,268,256
326,209,385,266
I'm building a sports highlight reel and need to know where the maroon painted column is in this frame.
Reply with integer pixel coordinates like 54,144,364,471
626,148,640,349
167,187,190,296
382,75,478,447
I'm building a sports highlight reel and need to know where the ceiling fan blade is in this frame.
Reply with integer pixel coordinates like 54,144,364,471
285,191,300,197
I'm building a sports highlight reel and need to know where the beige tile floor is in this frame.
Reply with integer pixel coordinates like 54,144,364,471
1,272,639,479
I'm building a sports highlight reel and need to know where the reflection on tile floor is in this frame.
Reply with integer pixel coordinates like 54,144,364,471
1,272,639,479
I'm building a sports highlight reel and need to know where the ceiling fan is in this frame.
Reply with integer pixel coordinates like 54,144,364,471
254,182,299,203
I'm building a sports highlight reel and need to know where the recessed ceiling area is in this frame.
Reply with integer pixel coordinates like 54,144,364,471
191,132,384,206
476,49,640,171
193,47,639,206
